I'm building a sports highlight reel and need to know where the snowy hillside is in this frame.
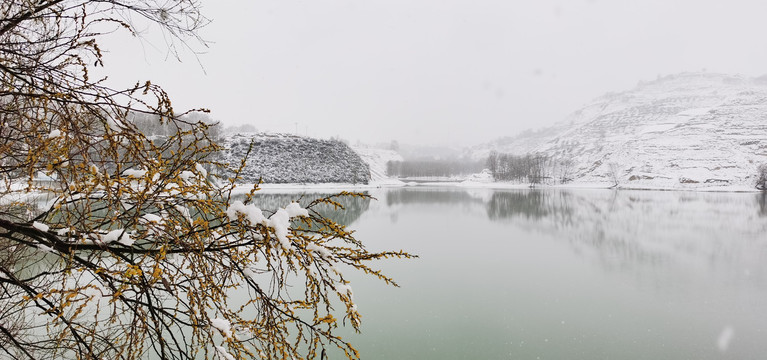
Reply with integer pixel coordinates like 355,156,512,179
221,133,371,184
352,146,404,182
471,73,767,189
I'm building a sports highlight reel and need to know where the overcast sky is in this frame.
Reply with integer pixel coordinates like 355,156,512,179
101,0,767,146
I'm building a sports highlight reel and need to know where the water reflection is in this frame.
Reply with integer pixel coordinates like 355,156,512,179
245,191,371,227
328,187,767,359
385,187,484,207
486,190,576,224
362,187,767,292
305,188,767,283
481,189,767,290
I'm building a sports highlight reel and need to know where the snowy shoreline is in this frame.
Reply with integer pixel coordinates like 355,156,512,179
240,180,764,193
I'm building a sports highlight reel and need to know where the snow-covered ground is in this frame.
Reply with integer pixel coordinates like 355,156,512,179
352,146,403,183
469,72,767,191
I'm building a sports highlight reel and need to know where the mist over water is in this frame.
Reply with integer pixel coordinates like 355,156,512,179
310,187,767,359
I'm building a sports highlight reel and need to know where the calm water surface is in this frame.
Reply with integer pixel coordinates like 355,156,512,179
274,187,767,360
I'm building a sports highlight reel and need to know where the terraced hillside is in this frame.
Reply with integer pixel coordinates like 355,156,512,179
221,133,371,184
472,73,767,189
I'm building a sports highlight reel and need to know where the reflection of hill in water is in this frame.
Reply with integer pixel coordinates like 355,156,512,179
483,188,767,288
245,188,767,288
242,192,371,227
378,187,767,288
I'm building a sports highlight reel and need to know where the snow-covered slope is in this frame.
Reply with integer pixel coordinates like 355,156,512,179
221,133,371,184
472,73,767,189
352,146,403,183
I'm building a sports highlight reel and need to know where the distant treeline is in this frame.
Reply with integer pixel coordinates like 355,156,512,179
487,152,550,183
129,111,222,139
486,151,575,185
386,160,485,178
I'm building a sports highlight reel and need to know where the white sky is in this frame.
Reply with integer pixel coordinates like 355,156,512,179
101,0,767,146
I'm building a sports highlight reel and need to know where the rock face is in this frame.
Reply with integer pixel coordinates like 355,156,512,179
221,133,371,184
473,73,767,189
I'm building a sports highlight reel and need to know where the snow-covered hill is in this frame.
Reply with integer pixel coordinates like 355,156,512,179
352,146,403,183
221,133,371,184
471,73,767,189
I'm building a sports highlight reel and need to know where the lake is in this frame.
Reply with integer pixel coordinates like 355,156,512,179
272,187,767,360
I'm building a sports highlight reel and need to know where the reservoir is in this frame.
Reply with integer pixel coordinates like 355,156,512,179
261,187,767,360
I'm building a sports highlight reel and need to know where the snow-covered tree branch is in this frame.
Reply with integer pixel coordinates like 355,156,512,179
0,1,413,359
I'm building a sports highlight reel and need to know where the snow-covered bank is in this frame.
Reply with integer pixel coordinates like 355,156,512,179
457,181,763,193
237,179,764,193
232,178,406,194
